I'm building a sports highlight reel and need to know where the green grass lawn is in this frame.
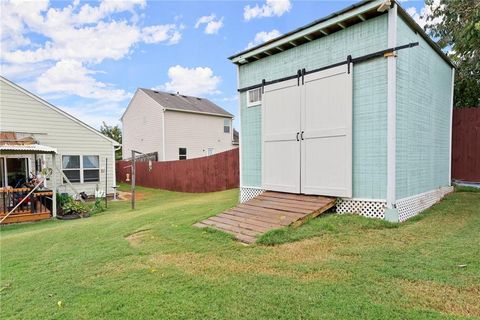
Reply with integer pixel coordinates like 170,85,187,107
1,185,479,319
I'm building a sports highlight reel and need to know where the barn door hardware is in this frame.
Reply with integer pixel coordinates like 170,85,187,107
301,68,306,85
261,79,266,94
347,55,352,74
237,42,419,93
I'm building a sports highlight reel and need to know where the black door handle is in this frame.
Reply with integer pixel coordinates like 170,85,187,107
301,131,304,140
296,132,299,141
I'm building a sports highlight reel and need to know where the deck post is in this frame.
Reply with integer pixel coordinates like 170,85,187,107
51,153,57,218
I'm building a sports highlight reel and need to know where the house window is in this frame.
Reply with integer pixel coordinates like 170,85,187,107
62,155,100,183
179,148,187,160
247,88,262,107
224,119,230,133
62,155,81,183
83,155,100,182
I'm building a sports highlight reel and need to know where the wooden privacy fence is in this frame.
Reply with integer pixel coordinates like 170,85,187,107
452,107,480,183
116,148,239,193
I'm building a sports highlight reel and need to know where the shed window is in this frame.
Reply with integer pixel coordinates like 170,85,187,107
247,88,262,107
83,155,100,182
179,148,187,160
224,119,230,133
62,155,81,183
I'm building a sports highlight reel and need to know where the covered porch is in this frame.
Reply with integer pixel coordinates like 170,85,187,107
0,133,58,225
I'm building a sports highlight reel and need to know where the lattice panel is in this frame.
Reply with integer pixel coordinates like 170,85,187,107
396,186,454,222
240,187,265,203
336,199,386,219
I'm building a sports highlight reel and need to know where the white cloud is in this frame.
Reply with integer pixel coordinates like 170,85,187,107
244,0,291,21
247,29,282,48
195,14,224,35
34,59,132,102
0,0,183,65
156,65,221,96
406,0,443,30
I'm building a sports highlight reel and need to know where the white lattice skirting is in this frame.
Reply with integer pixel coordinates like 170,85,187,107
396,186,454,222
336,199,387,219
240,187,265,203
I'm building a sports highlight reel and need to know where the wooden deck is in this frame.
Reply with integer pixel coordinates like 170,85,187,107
194,191,336,243
0,212,51,224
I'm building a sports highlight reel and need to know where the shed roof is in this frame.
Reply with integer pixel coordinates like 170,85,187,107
229,0,453,68
139,89,233,118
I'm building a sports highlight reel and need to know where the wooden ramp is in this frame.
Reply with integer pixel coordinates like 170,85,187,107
194,191,335,244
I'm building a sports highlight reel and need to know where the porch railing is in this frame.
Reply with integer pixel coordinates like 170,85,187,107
0,187,52,216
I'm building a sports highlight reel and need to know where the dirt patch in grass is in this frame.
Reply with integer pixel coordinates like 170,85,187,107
398,279,480,317
117,191,148,201
125,229,151,247
148,251,348,283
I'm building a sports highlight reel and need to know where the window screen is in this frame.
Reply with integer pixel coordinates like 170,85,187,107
247,88,262,107
83,155,99,182
224,119,230,133
62,155,81,183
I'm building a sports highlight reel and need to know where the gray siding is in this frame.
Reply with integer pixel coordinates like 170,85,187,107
122,89,164,160
0,79,116,196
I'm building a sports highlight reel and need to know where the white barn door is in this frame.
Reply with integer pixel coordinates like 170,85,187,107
300,65,352,197
262,78,301,193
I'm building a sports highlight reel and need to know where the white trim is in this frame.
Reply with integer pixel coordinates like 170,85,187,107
448,68,455,186
162,108,166,161
341,197,386,202
237,65,243,191
164,107,234,118
386,4,397,209
230,0,384,63
0,76,119,146
111,148,117,190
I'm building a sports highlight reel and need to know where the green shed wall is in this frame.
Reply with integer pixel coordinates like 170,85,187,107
395,17,453,199
238,14,389,199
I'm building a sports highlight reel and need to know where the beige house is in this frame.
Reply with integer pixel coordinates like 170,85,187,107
121,89,237,161
0,76,118,198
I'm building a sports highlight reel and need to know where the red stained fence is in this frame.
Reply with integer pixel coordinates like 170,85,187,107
452,107,480,183
116,148,239,192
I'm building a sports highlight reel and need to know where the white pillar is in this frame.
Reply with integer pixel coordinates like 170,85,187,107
51,153,57,218
386,3,397,210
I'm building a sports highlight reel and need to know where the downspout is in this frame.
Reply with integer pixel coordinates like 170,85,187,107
448,68,455,185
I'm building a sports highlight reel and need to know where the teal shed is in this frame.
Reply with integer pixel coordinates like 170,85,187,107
229,0,454,222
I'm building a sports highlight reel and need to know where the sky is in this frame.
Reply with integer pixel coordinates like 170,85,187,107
0,0,431,130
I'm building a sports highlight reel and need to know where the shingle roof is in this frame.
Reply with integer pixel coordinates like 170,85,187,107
140,89,233,117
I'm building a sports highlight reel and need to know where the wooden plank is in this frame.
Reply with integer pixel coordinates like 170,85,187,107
262,191,334,203
221,211,287,227
200,219,259,237
0,213,51,224
245,199,313,214
255,195,330,209
226,208,293,226
258,193,332,207
195,222,256,243
207,216,270,233
217,213,283,228
237,204,305,219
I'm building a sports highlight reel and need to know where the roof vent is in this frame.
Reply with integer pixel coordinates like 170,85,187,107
153,90,159,93
169,93,175,96
196,97,202,100
181,95,187,98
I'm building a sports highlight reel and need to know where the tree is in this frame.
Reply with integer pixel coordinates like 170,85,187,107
100,122,122,160
425,0,480,107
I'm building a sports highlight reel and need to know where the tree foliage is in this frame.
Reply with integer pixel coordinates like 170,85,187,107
100,121,122,160
425,0,480,107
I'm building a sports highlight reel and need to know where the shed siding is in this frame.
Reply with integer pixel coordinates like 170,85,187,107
395,17,452,199
238,14,388,198
122,90,164,160
0,80,116,196
163,111,234,161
